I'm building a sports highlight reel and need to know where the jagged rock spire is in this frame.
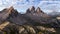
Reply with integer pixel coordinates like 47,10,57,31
30,6,35,11
30,6,35,13
26,6,35,13
36,7,44,14
26,8,31,13
26,6,45,14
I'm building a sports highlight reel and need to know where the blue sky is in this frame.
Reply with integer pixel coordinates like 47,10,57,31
0,0,60,14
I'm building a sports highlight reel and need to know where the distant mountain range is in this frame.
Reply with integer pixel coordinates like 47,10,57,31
48,11,60,17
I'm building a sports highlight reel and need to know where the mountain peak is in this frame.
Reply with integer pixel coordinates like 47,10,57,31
36,7,44,14
26,6,35,13
7,6,14,13
26,6,45,14
7,6,18,17
30,6,35,11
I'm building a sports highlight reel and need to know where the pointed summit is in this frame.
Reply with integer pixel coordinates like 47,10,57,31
26,8,31,13
30,6,35,13
5,6,18,17
7,6,14,13
0,6,18,24
0,6,14,13
36,7,44,14
26,6,35,13
30,6,35,11
7,6,18,17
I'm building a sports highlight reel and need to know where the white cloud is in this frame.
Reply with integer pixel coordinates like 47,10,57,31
37,1,60,13
0,0,60,13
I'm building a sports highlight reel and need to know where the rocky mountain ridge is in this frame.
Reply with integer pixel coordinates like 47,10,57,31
0,6,60,34
0,6,60,27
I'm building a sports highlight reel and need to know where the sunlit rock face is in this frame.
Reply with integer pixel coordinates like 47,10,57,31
35,7,50,18
0,6,14,24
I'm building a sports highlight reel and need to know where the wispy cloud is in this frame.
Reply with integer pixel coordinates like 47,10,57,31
0,0,60,13
37,1,60,13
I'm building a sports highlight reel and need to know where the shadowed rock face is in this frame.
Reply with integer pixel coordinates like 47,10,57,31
30,6,35,12
8,14,29,25
26,6,35,13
